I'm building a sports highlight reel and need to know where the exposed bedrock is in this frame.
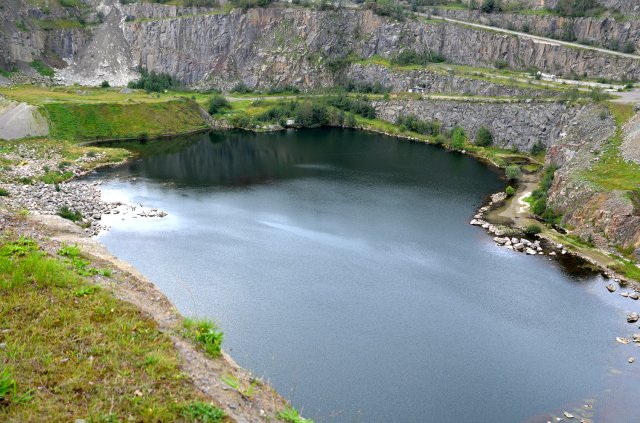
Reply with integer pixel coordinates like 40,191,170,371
346,63,563,97
374,98,577,151
434,8,640,55
452,0,639,14
118,7,640,88
546,105,640,253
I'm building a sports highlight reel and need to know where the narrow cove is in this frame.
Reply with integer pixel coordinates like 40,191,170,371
91,128,640,423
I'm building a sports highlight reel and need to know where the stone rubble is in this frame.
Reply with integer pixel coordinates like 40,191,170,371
0,144,166,236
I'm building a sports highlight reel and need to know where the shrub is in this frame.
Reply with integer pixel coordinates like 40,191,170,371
230,82,253,94
325,56,353,74
481,0,502,13
128,69,179,92
395,115,440,135
184,0,219,6
494,59,509,69
100,80,110,88
555,0,600,17
183,318,224,358
589,87,609,102
451,126,466,149
391,49,446,66
475,126,493,147
0,188,9,197
530,141,545,155
524,224,542,236
207,94,230,115
266,85,301,95
530,166,559,222
56,206,83,222
229,0,273,10
433,134,447,145
505,164,521,181
505,185,515,196
342,80,389,94
366,0,407,20
622,42,636,54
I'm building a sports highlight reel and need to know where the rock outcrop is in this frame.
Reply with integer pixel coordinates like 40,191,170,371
346,63,563,97
433,8,640,55
546,104,640,252
4,3,640,85
374,98,576,151
0,98,49,140
116,6,640,87
453,0,640,14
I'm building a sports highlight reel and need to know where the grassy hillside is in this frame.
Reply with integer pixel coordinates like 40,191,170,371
0,236,228,422
42,99,209,141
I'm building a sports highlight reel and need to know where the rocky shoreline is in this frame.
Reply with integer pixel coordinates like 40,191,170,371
474,187,640,371
0,143,167,237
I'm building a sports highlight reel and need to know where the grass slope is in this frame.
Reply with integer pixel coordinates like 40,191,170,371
0,236,227,422
43,99,209,140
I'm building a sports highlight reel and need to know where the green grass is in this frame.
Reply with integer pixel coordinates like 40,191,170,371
37,19,85,30
276,406,314,423
584,103,639,191
610,255,640,280
0,85,215,106
182,318,224,358
353,56,576,93
41,170,73,184
29,60,54,77
0,237,224,422
43,99,209,140
56,206,83,222
182,401,226,422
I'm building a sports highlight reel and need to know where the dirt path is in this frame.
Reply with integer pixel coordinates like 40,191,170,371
485,177,630,286
26,214,289,423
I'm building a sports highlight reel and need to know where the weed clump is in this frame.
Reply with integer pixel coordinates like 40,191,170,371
56,206,82,222
183,318,224,358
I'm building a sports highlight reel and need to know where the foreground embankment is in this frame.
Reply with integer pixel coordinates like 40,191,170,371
0,138,300,423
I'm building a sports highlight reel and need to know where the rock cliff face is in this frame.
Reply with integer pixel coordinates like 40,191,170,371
434,8,640,54
4,3,640,85
546,105,640,252
454,0,639,14
374,98,576,151
0,0,92,72
346,63,563,97
115,6,640,88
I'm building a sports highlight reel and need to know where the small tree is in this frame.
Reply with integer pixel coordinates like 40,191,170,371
100,80,110,88
506,164,522,181
451,126,466,149
505,185,515,196
481,0,501,13
207,94,230,115
475,126,493,147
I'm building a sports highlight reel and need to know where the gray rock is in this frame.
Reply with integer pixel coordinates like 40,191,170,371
627,312,639,323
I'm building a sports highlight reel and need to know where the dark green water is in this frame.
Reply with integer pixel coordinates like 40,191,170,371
94,129,640,422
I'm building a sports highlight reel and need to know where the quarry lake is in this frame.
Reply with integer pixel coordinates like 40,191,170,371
94,129,640,423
